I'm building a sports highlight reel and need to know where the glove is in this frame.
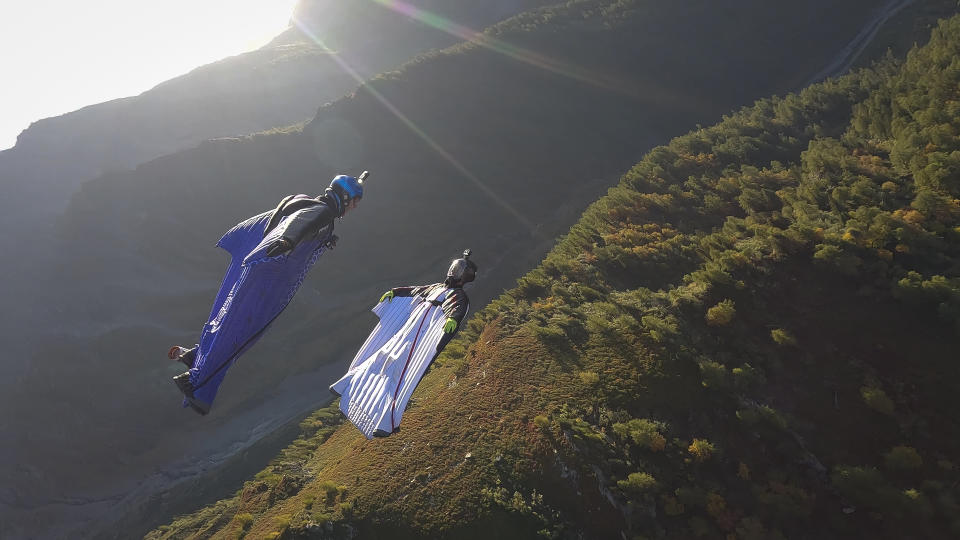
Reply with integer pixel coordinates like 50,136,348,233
265,238,292,257
443,317,458,334
324,234,339,249
379,290,395,303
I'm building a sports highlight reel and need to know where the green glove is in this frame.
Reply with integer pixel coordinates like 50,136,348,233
379,290,395,303
443,317,458,334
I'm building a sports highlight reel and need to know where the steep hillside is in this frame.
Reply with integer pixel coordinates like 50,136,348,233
3,0,947,538
149,15,960,540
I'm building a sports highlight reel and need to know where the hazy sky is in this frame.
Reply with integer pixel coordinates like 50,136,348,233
0,0,298,150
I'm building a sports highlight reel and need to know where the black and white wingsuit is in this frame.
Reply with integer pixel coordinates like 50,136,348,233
331,251,477,438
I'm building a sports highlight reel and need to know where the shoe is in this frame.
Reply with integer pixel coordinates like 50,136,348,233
173,371,195,398
168,345,197,368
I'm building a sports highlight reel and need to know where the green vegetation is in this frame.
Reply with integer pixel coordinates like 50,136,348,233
618,472,659,494
769,328,797,346
705,299,736,326
885,445,924,471
145,403,345,540
149,11,960,540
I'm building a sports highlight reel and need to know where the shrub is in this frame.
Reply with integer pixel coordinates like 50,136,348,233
755,481,814,520
649,432,667,452
578,371,600,386
612,418,667,451
861,386,895,414
318,480,340,505
831,465,906,514
736,408,760,425
706,299,736,326
736,517,769,540
705,493,726,519
234,513,254,530
688,438,716,462
732,363,766,391
770,328,797,346
676,486,707,507
641,313,679,342
532,323,567,347
698,361,728,389
688,516,712,537
533,415,550,429
901,488,934,517
618,472,659,494
662,494,685,516
813,243,862,275
756,405,788,430
885,446,923,470
275,514,292,529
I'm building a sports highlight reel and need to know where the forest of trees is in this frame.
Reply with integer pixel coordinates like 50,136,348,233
149,11,960,540
447,15,960,539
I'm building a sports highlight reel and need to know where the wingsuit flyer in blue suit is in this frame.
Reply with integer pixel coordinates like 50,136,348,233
167,172,367,415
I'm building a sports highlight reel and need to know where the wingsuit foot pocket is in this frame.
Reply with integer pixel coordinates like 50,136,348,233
173,372,210,415
186,400,209,416
173,371,194,397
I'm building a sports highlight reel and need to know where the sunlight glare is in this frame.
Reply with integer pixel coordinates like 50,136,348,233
293,14,539,234
0,0,298,150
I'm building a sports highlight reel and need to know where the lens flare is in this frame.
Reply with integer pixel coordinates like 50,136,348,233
370,0,684,105
292,15,536,232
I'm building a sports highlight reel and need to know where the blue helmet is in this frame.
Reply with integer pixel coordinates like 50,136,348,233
329,174,364,201
327,171,367,215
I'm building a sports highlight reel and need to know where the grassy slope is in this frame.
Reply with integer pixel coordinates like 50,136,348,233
149,13,960,540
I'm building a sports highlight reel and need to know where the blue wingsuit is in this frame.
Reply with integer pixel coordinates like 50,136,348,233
174,192,340,414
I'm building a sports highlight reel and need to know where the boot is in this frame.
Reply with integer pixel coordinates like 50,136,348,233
168,345,197,368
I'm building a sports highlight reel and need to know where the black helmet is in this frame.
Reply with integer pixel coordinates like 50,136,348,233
446,249,477,285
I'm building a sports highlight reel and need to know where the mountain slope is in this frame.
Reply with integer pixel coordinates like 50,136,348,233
149,14,960,540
